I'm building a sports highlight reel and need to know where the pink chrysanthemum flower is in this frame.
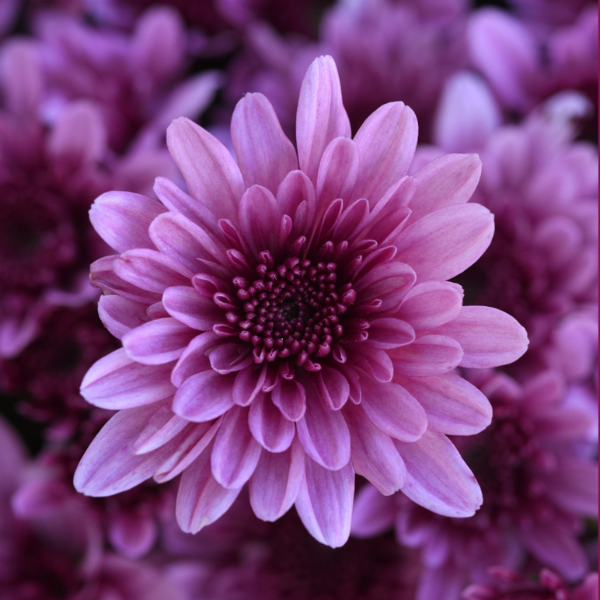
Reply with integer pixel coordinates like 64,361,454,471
463,567,599,600
352,369,598,599
75,55,527,547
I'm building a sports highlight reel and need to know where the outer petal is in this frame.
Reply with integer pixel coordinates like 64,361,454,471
211,406,262,489
249,437,305,521
399,281,463,330
396,372,492,436
360,378,427,443
395,204,494,281
272,378,306,421
90,191,164,253
166,117,245,222
122,317,195,365
231,92,298,193
344,403,406,496
98,296,147,340
395,430,483,517
81,348,175,409
176,446,241,533
351,483,397,538
296,383,351,470
408,154,483,224
295,457,354,548
390,335,464,377
433,306,528,368
352,102,418,206
74,403,176,496
296,55,351,183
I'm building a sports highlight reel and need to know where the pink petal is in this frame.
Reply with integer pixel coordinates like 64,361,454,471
172,370,235,422
154,420,220,483
48,100,106,165
317,366,350,410
90,191,164,253
433,74,500,153
0,40,41,116
353,261,417,313
395,204,494,281
399,281,464,330
395,430,483,517
81,348,175,409
367,318,415,349
238,185,280,255
208,343,253,375
249,437,305,521
360,378,427,442
390,335,464,376
108,512,156,559
296,380,351,470
91,256,159,304
171,331,219,387
211,406,262,488
408,153,483,223
396,372,492,436
166,117,245,222
344,403,406,495
163,286,222,331
149,212,226,274
272,378,306,421
434,306,529,368
296,55,351,183
98,296,148,340
134,404,188,454
248,392,295,452
295,457,354,548
232,365,267,406
114,249,192,294
544,457,598,517
122,317,195,365
316,136,359,206
520,521,587,580
348,346,394,383
352,102,418,206
276,170,316,237
231,92,298,193
154,176,219,236
74,403,177,496
351,484,397,538
331,198,369,242
176,446,241,533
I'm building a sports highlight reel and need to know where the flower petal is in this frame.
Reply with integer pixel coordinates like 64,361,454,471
399,281,464,330
395,429,482,517
238,184,280,256
351,483,397,537
98,295,147,340
344,403,406,496
81,348,175,409
171,331,219,387
352,102,418,206
176,445,241,533
211,406,262,488
163,286,222,331
249,437,305,522
272,378,306,421
122,317,196,365
166,117,244,221
74,403,176,496
390,335,464,376
317,366,350,410
233,365,267,406
295,457,354,548
249,392,295,452
172,370,235,422
395,204,494,281
296,380,351,470
296,55,351,183
316,136,359,206
396,372,492,436
367,318,415,349
361,378,427,442
231,92,298,193
90,191,164,253
434,306,529,368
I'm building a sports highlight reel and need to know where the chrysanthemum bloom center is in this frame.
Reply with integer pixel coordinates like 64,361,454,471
227,249,354,369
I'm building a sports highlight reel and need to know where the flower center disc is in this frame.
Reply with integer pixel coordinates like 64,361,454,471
228,251,356,368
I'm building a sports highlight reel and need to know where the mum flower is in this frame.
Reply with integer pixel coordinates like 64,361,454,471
75,55,527,547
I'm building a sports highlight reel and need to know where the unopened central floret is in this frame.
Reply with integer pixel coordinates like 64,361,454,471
227,250,356,368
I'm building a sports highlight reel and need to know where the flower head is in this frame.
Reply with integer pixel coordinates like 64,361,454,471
75,55,527,547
